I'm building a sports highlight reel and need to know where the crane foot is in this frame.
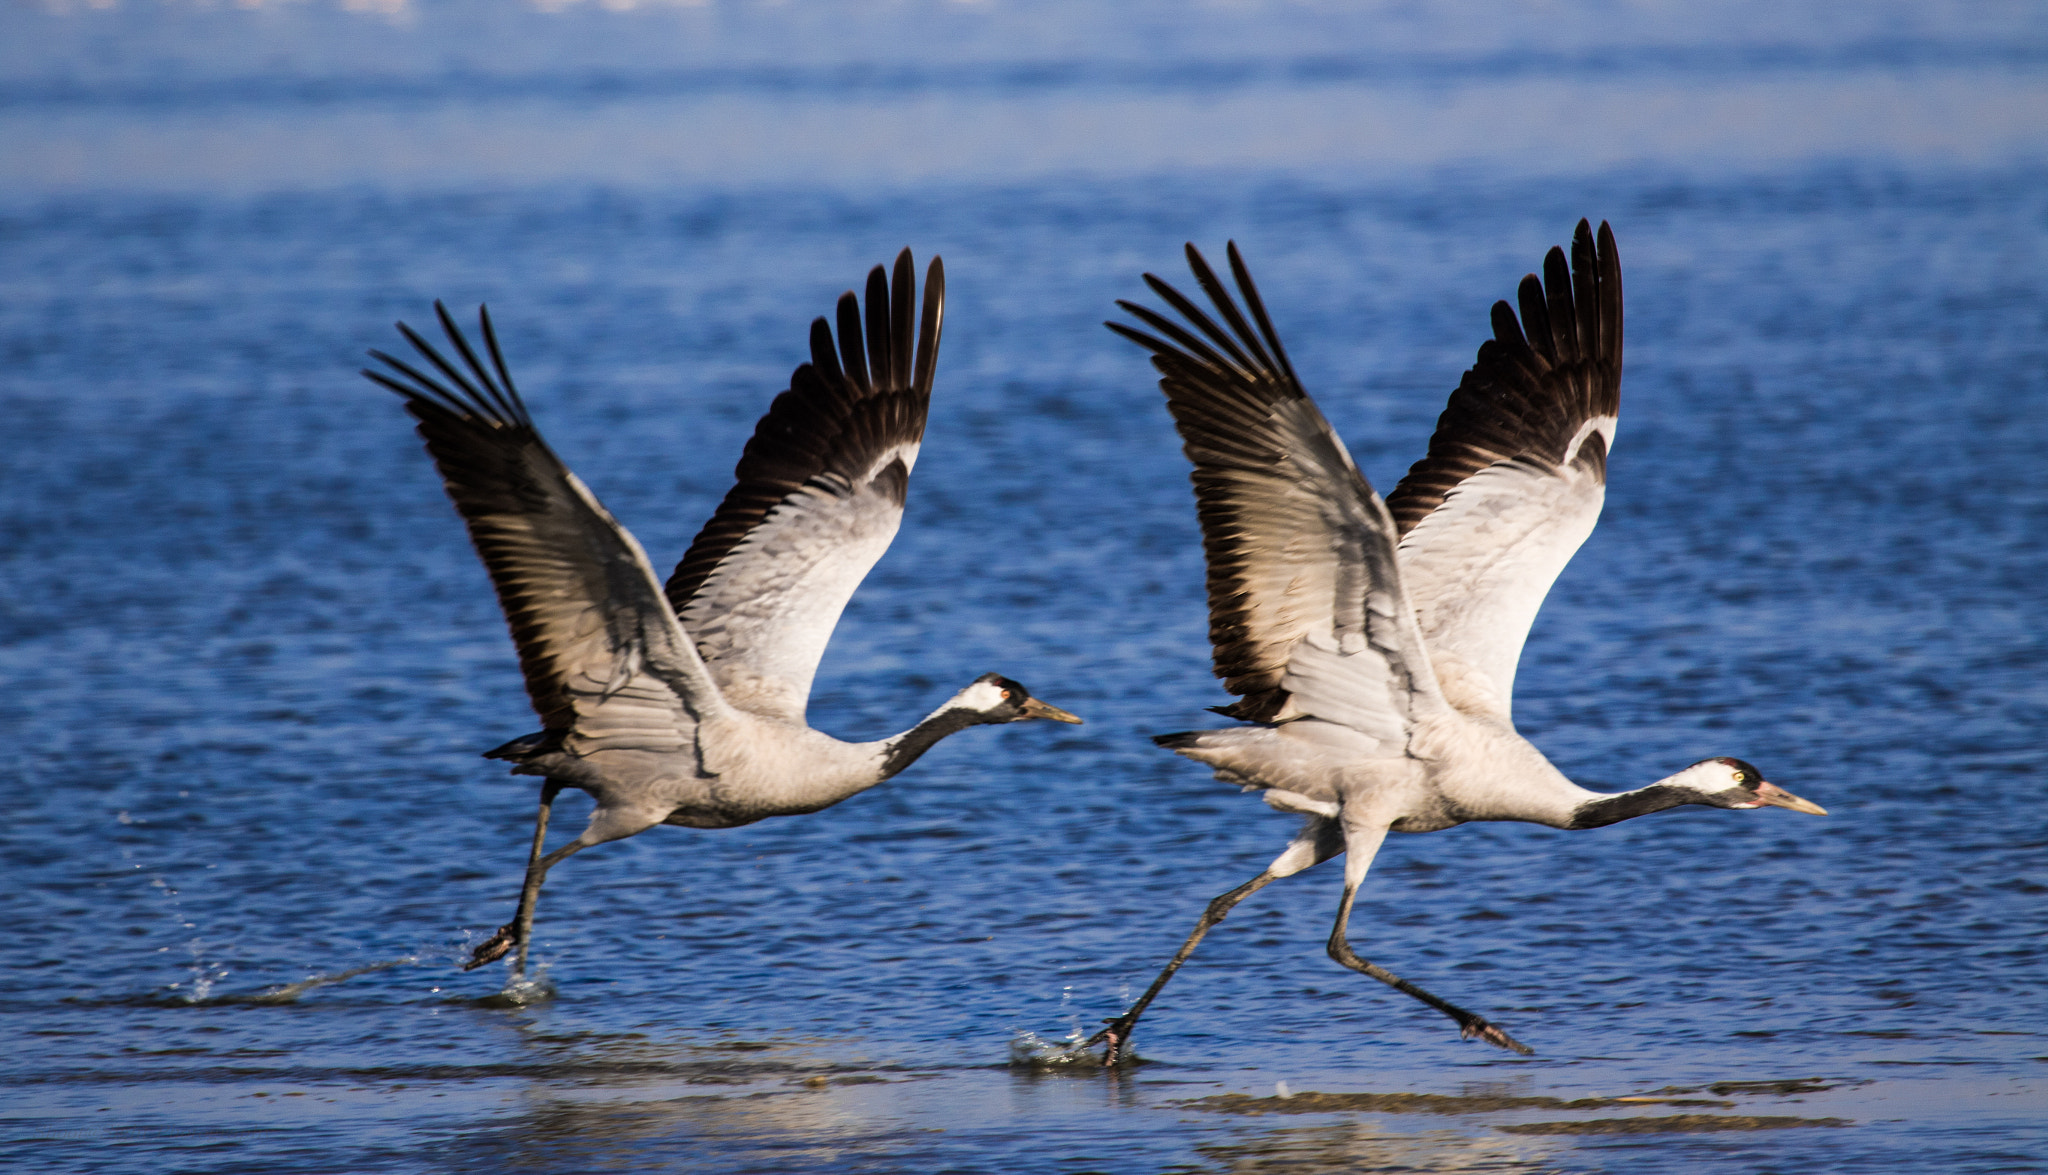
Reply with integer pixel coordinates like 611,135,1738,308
1090,1015,1144,1067
1460,1017,1534,1056
462,924,516,971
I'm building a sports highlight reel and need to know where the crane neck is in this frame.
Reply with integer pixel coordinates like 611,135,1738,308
875,705,987,780
1563,781,1707,830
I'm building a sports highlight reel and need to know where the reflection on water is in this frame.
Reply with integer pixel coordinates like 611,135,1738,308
1196,1119,1563,1175
451,1027,1154,1172
486,1082,916,1173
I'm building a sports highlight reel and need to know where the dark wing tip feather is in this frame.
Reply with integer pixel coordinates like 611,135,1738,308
1177,246,1272,376
863,263,892,392
1385,221,1625,537
1111,243,1322,712
809,316,843,382
1515,273,1553,364
1570,220,1599,361
475,304,528,425
1114,299,1242,379
1488,300,1532,358
1226,241,1300,388
665,251,941,613
1103,317,1183,360
913,255,945,395
1140,269,1253,375
364,351,465,417
889,249,915,391
428,300,517,422
367,304,592,731
1595,221,1622,415
1192,241,1279,376
835,291,870,395
1541,245,1579,365
364,304,534,434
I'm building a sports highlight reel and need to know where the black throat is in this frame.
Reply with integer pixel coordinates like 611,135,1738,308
878,706,986,779
1566,783,1707,830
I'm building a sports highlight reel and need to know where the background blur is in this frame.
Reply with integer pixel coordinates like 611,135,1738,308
4,3,2046,1173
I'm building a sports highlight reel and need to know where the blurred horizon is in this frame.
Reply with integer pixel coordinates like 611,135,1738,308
6,0,2047,196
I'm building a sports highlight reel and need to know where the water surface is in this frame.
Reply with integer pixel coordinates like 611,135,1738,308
3,3,2045,1172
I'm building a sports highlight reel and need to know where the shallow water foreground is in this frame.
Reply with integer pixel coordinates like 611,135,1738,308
4,3,2047,1173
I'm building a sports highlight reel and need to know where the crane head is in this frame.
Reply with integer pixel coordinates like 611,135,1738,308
952,673,1084,725
1685,757,1827,815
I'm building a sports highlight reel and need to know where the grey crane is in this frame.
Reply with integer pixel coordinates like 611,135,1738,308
1087,221,1824,1064
363,249,1081,981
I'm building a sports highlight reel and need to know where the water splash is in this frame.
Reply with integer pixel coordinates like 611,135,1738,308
478,964,557,1008
1007,1028,1105,1069
245,956,421,1004
188,934,479,1005
120,844,231,1005
1008,982,1134,1068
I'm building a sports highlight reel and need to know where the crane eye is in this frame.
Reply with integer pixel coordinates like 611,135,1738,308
1731,771,1746,783
1001,690,1013,700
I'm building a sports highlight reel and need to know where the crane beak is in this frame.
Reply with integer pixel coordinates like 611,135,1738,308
1018,697,1084,724
1752,780,1827,816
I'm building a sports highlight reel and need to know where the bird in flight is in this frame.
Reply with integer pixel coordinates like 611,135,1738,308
364,249,1082,981
1089,221,1823,1063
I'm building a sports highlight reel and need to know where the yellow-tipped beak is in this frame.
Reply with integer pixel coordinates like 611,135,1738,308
1754,780,1827,816
1019,697,1084,724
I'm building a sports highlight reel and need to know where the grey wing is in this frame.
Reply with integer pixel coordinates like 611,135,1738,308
1112,242,1445,747
1385,220,1623,723
664,250,943,725
365,304,724,756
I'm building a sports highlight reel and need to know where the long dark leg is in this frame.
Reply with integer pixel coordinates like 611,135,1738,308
1326,878,1533,1055
463,782,563,972
509,837,592,981
1085,817,1343,1066
1085,870,1279,1066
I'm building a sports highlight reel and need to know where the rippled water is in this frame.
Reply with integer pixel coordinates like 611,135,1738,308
4,3,2046,1173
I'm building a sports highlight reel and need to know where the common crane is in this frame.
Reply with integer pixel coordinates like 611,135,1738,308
364,250,1081,981
1088,222,1823,1063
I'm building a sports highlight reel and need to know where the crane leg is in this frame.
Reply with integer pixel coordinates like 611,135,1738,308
507,837,592,981
1086,870,1279,1066
464,790,661,981
1087,817,1343,1066
464,781,568,974
1325,875,1533,1055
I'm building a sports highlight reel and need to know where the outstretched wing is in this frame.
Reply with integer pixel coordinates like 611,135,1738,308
1111,243,1444,744
1385,220,1622,723
664,250,943,725
365,304,725,756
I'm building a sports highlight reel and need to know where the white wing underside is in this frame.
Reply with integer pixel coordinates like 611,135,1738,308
1396,456,1606,723
1260,405,1447,754
548,472,709,756
678,444,918,725
1282,635,1411,751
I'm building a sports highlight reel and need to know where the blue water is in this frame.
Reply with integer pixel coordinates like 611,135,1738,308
4,4,2046,1173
